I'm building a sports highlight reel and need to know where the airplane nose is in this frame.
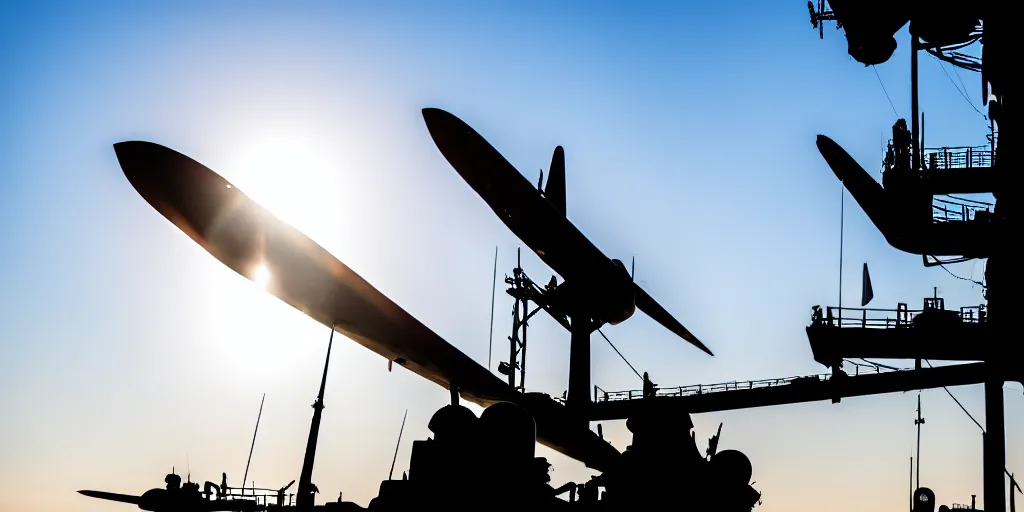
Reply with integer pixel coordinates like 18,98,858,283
113,140,166,191
113,141,145,175
112,140,210,217
815,134,849,181
421,107,455,137
421,107,445,124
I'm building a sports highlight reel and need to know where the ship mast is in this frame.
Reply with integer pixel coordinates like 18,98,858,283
910,26,920,171
297,327,335,508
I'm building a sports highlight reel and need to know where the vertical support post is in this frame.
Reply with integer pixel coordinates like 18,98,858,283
508,284,520,389
520,295,528,393
566,313,593,416
911,31,920,171
504,247,531,393
297,327,335,509
921,112,926,167
990,116,996,165
839,183,845,323
507,248,523,389
984,380,1006,512
915,394,925,489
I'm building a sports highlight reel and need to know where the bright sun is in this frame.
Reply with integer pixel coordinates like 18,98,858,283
200,129,358,376
253,264,271,288
223,132,341,241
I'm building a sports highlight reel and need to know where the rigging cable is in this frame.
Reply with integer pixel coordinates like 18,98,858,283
932,54,986,119
597,328,642,380
852,358,1019,483
932,257,986,288
860,358,901,371
944,194,993,206
872,65,900,117
923,359,985,432
951,65,973,109
922,359,1021,487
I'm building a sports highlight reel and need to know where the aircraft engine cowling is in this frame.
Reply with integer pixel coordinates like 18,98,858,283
137,489,165,511
598,260,634,323
550,259,635,325
588,259,636,325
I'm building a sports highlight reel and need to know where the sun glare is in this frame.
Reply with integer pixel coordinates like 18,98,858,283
223,133,341,240
203,130,361,375
253,264,271,288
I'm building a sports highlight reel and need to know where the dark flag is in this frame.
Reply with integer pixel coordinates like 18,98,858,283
861,263,874,307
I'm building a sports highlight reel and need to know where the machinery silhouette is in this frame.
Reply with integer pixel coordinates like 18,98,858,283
79,136,759,511
805,2,1020,511
78,4,1021,507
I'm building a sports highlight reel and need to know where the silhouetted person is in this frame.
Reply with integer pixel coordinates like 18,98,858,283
893,118,911,172
642,372,657,398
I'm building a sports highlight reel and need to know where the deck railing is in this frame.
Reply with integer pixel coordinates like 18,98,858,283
923,145,994,170
809,302,986,329
592,364,900,403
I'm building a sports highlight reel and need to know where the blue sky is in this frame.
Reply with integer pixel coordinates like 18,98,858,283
0,2,1017,511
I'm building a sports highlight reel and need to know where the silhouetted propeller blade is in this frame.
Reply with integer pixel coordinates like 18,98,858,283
112,140,509,404
634,284,712,356
112,140,620,471
815,134,892,236
423,107,710,355
78,490,141,504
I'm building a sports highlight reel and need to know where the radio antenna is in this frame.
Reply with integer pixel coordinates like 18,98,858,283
242,393,266,491
488,246,498,370
388,409,409,480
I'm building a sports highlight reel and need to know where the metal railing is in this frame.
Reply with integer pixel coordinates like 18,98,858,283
933,195,992,223
923,145,994,170
593,364,900,403
809,303,986,329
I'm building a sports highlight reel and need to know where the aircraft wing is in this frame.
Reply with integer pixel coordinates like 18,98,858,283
633,285,712,355
422,107,711,355
78,490,141,505
113,141,620,471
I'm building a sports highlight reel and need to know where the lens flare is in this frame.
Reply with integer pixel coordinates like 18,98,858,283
253,264,271,288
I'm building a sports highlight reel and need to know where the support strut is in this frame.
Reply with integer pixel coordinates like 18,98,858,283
984,380,1006,512
297,327,334,509
566,311,597,417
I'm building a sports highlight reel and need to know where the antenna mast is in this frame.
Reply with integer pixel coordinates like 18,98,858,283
915,394,925,489
910,456,914,511
488,246,498,370
839,183,845,317
297,327,335,509
388,410,408,480
807,0,838,39
242,393,266,493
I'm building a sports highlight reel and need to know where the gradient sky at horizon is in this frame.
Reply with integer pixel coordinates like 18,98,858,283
1,2,1020,511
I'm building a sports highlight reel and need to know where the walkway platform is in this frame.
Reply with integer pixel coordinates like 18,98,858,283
805,299,993,367
588,362,992,421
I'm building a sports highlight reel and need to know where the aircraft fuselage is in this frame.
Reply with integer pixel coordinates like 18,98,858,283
422,107,636,325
